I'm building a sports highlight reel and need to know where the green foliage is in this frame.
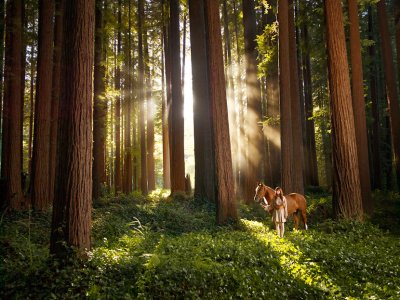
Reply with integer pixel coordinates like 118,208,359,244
1,193,400,299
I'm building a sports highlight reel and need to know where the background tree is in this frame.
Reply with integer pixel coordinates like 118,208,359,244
50,0,94,256
204,0,237,224
324,0,363,220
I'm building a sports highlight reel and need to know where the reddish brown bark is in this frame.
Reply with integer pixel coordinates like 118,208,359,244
377,0,400,187
288,0,304,194
278,0,293,193
188,0,215,202
169,0,185,193
50,0,94,256
31,0,55,210
324,0,363,220
204,0,237,224
348,0,372,213
2,0,24,209
49,0,64,203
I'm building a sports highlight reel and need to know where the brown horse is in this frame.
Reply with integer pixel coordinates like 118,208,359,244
254,183,308,230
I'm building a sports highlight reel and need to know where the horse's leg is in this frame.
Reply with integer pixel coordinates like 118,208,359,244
301,209,308,230
293,212,299,230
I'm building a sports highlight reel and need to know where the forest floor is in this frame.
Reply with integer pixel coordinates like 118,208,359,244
1,189,400,299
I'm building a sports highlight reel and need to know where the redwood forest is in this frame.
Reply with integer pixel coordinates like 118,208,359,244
1,0,400,298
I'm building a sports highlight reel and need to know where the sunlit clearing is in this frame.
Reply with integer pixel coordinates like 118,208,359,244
240,219,339,294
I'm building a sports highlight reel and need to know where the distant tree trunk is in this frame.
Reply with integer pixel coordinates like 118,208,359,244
114,0,122,194
232,0,245,195
242,0,263,202
263,0,281,188
377,0,400,188
348,0,372,213
324,0,363,220
188,0,215,203
368,6,382,190
30,0,54,210
123,0,132,194
138,0,147,194
169,0,185,193
49,0,64,203
288,0,304,194
144,32,155,191
2,0,24,209
28,34,35,175
222,0,238,193
204,0,237,224
93,0,107,199
301,11,319,187
278,0,293,193
161,24,171,189
0,0,5,179
50,0,94,256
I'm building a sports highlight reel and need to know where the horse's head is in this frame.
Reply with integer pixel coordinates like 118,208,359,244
254,182,267,203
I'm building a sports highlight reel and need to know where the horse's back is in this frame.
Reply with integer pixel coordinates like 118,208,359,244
286,193,307,213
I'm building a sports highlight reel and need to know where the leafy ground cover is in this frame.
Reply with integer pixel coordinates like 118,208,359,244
1,190,399,299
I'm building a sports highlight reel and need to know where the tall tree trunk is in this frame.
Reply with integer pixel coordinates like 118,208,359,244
50,0,94,256
161,8,171,189
278,0,293,193
28,34,35,175
301,10,319,187
30,0,54,210
288,0,304,194
263,0,281,188
138,0,148,194
169,0,185,193
368,5,382,190
188,0,215,203
93,0,107,199
2,0,24,209
123,0,132,194
377,0,400,188
232,0,245,195
0,0,5,179
49,0,64,203
348,0,372,213
144,31,155,191
114,0,122,194
242,0,263,202
324,0,363,220
204,0,237,224
223,0,238,194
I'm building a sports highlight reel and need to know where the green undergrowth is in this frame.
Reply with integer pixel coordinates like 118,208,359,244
1,189,399,299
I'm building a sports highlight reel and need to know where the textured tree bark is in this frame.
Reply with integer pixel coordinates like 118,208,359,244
144,31,155,192
2,0,24,209
0,0,5,179
169,0,185,194
114,0,122,194
50,0,94,256
324,0,363,220
288,0,304,194
93,0,107,199
242,0,263,203
204,0,237,224
278,0,293,193
188,0,215,203
138,0,148,194
30,0,54,210
348,0,372,214
49,0,64,203
377,0,400,187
